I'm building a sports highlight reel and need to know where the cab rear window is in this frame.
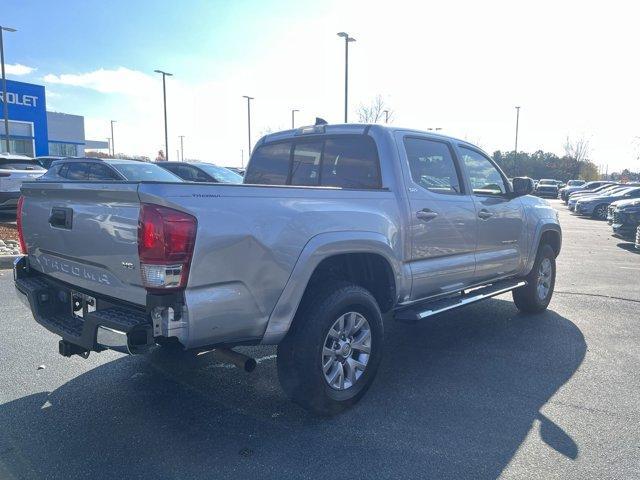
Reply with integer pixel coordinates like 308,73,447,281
244,135,381,189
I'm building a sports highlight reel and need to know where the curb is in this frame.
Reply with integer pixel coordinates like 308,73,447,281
0,255,20,270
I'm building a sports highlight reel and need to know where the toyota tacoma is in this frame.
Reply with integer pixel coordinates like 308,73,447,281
14,124,561,415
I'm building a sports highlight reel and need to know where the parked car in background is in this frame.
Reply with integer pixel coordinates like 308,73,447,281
35,156,67,169
558,179,585,200
534,179,562,198
0,153,46,211
562,180,612,202
225,167,245,176
607,197,638,224
567,184,622,210
157,161,243,183
40,158,183,182
575,187,640,219
610,199,640,240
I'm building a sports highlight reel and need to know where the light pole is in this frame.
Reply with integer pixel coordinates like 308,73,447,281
291,109,299,129
383,110,389,124
337,32,356,123
0,26,17,154
242,95,254,155
514,106,521,176
178,135,185,161
154,69,173,160
110,120,116,156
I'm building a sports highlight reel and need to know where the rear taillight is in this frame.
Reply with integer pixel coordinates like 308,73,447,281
16,195,27,254
138,203,197,290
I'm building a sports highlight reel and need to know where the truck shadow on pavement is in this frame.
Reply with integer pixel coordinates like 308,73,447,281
0,299,585,480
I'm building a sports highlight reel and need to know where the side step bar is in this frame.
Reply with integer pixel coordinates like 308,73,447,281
394,279,527,323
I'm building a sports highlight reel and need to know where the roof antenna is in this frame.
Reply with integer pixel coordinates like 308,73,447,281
315,117,328,126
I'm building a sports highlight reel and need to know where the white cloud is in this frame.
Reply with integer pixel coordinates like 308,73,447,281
6,63,35,75
42,0,640,171
43,67,156,96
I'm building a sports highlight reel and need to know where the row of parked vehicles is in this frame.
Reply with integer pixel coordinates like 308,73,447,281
557,179,640,250
0,153,243,212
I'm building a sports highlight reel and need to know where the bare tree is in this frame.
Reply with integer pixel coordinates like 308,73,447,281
563,136,591,162
357,95,393,124
632,136,640,163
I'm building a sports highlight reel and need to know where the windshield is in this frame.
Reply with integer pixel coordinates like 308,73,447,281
111,162,183,181
567,180,584,186
196,163,243,183
538,180,556,185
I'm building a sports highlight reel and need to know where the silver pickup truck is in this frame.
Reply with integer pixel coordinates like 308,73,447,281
14,124,561,414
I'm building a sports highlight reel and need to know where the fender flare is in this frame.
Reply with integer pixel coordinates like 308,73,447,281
260,231,405,344
524,220,562,274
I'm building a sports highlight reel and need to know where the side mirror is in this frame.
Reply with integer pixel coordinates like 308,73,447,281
512,177,535,197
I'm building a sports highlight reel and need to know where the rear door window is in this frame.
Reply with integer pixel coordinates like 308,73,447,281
403,137,462,194
245,135,381,189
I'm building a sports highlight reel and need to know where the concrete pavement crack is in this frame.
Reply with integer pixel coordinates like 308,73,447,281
554,290,640,304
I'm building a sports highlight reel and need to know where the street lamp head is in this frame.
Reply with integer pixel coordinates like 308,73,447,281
1,27,17,33
337,32,348,37
347,37,356,42
292,109,299,113
154,70,173,76
242,95,254,100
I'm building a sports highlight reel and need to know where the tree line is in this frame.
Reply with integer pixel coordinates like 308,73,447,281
491,150,599,181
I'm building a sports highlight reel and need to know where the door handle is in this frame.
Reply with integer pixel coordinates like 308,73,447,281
416,209,438,221
478,209,493,220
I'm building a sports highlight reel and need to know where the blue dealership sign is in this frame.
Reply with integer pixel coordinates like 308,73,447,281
0,79,48,155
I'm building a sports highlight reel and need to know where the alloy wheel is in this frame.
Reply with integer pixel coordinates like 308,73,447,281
322,312,371,390
537,257,552,301
595,205,608,220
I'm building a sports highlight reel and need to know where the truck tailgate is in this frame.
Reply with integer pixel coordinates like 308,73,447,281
20,182,147,306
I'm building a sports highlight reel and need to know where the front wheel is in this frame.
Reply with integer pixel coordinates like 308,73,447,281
277,282,383,416
513,244,556,313
592,204,608,220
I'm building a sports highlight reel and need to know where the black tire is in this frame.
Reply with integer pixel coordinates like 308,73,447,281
592,204,608,220
513,244,556,313
277,282,383,416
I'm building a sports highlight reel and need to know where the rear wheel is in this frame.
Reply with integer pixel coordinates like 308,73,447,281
277,282,383,416
513,244,556,313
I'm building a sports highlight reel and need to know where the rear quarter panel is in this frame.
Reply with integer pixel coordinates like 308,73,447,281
138,182,405,348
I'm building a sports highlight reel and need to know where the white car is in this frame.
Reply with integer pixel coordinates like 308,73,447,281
0,153,46,211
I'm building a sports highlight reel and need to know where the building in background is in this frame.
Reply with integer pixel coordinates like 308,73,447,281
0,79,107,157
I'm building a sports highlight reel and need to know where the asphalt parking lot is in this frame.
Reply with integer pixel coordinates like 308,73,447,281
0,199,638,480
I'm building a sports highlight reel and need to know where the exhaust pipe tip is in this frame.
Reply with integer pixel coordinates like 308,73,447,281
212,348,257,373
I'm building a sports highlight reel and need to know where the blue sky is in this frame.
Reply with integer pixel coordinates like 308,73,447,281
3,0,639,170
